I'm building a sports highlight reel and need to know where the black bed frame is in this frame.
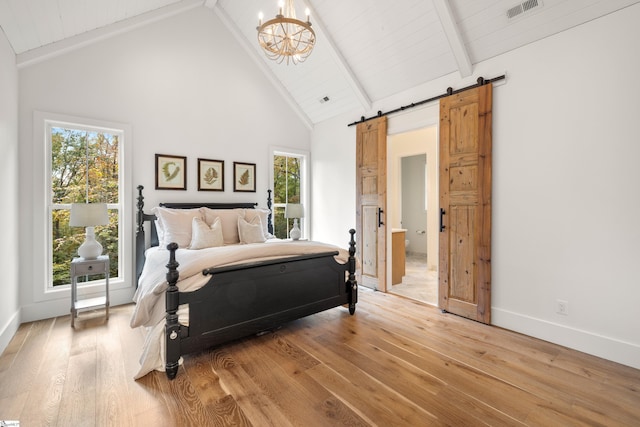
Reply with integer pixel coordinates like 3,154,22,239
135,185,358,380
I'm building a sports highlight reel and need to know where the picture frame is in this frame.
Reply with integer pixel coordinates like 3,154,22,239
155,154,187,190
198,158,224,191
233,161,256,192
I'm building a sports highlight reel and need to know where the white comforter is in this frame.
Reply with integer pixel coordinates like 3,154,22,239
131,239,349,378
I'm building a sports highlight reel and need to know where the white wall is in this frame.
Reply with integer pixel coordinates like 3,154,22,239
0,29,20,354
18,7,310,321
311,4,640,369
309,118,357,246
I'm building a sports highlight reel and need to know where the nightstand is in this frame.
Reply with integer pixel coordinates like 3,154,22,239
70,255,110,327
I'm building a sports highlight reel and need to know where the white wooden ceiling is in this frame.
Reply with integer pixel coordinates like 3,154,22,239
1,0,639,125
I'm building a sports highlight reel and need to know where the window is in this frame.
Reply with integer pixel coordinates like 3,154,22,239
271,149,308,239
47,122,123,287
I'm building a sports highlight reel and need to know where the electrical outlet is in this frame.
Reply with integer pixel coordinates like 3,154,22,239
556,300,569,316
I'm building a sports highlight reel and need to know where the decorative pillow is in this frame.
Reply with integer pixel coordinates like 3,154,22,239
152,207,203,248
201,208,246,244
238,216,266,244
189,217,224,250
244,208,273,239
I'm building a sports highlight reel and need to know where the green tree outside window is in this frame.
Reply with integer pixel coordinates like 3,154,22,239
50,127,120,286
273,155,301,239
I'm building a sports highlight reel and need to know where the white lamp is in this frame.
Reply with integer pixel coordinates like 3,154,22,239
69,203,109,260
284,203,304,240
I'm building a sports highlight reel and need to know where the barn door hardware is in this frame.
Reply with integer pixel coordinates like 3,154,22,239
440,208,446,232
378,208,385,227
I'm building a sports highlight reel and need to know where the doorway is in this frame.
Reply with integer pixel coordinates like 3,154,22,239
387,126,438,305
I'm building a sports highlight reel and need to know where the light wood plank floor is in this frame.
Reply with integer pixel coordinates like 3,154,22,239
1,289,639,426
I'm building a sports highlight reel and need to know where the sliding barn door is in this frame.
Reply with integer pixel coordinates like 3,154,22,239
439,84,492,323
356,117,387,292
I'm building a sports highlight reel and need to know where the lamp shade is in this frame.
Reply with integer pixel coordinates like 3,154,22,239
284,203,304,219
69,203,109,227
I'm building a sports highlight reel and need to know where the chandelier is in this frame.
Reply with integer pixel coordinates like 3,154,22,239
257,0,316,65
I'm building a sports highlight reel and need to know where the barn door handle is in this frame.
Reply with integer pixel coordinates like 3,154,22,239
378,208,385,227
440,208,446,232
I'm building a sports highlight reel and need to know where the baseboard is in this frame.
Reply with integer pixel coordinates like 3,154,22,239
20,287,136,323
1,288,135,354
0,308,21,356
492,307,640,370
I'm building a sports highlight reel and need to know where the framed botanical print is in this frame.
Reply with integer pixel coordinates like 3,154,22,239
233,161,256,192
155,154,186,190
198,158,224,191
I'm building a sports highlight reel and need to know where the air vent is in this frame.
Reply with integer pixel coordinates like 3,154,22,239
507,0,541,19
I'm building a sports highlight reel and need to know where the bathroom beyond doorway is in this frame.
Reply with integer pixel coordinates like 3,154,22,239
388,126,438,305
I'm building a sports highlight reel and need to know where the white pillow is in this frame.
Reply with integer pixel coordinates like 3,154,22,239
154,219,164,246
189,217,224,250
238,216,266,244
244,208,272,239
201,208,246,244
152,207,203,248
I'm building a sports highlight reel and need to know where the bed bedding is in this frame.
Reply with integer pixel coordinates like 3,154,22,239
131,240,350,379
131,186,358,379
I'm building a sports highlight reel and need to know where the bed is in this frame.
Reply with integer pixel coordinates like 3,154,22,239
132,185,358,380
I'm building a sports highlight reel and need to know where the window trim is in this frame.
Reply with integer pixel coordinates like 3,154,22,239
33,111,133,302
269,146,310,239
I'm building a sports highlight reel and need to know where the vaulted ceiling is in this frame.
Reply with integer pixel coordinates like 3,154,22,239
1,0,638,126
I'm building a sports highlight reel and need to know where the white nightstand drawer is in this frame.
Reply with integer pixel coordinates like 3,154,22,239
70,255,110,328
73,261,107,275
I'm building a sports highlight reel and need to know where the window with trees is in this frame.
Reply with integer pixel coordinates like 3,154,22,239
48,124,122,287
272,151,306,239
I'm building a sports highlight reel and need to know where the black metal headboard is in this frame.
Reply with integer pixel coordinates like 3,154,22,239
135,185,273,284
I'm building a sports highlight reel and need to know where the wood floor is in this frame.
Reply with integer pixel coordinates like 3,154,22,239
1,289,639,426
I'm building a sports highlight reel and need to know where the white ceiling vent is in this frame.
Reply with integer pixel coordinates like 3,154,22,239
507,0,542,20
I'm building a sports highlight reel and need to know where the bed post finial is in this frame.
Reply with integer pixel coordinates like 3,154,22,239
136,185,145,233
349,229,356,252
165,242,180,380
347,229,357,315
135,185,147,286
267,189,274,235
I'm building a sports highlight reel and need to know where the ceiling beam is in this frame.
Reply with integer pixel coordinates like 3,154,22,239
16,0,204,68
303,2,371,111
206,2,314,130
432,0,473,78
